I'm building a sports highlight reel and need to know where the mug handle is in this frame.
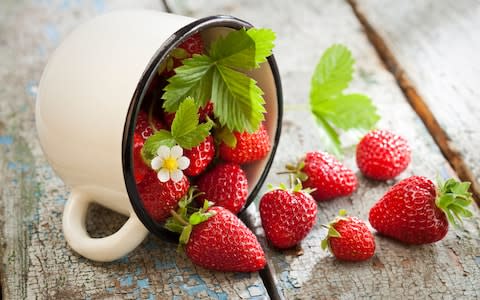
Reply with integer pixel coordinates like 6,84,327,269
62,189,149,262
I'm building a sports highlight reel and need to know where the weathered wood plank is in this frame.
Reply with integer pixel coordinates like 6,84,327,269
184,0,480,298
0,1,268,299
351,0,480,200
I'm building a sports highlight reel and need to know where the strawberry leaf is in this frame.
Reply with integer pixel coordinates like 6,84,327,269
313,94,380,131
310,44,354,101
162,55,214,112
212,65,265,133
162,28,275,133
171,97,213,149
310,44,379,157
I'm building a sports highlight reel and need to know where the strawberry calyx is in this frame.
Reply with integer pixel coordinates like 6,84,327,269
435,178,474,227
164,187,216,246
320,209,348,252
279,161,309,182
267,175,315,194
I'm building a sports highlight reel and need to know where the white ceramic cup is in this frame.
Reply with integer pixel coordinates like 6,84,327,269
36,10,282,262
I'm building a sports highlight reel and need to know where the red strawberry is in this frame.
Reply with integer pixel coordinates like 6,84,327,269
219,124,271,164
356,129,411,180
137,170,189,222
163,101,213,129
183,135,215,176
135,110,164,140
260,182,317,249
369,176,473,244
184,206,266,272
159,33,204,77
286,151,357,201
196,163,248,214
322,210,375,261
133,133,149,184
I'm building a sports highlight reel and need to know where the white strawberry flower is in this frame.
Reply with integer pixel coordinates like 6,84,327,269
151,145,190,183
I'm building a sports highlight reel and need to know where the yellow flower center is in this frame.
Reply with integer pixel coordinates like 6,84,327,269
163,156,178,171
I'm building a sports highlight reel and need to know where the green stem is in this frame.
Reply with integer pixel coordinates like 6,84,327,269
170,209,189,226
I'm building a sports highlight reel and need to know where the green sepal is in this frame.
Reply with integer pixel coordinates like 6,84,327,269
179,224,193,245
164,218,185,234
435,178,474,228
321,210,348,254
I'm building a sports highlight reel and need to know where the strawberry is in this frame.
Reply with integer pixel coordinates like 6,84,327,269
219,124,271,164
322,210,375,261
285,151,357,201
260,181,317,249
137,170,189,222
196,163,248,214
183,135,215,176
135,110,164,140
369,176,473,244
165,200,266,272
133,133,149,184
356,129,411,180
184,206,266,272
158,33,204,77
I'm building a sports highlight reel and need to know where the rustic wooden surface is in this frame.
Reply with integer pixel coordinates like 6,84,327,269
1,0,480,299
350,0,480,200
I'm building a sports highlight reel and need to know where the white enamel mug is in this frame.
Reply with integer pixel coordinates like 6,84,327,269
36,10,282,262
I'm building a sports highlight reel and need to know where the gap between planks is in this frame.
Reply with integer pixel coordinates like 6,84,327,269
347,0,480,204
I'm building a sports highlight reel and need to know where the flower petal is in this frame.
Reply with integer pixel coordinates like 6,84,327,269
157,145,170,158
151,156,163,170
170,145,183,159
157,168,170,182
177,156,190,170
170,169,183,182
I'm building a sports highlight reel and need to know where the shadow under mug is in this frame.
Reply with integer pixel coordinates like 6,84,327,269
36,10,283,262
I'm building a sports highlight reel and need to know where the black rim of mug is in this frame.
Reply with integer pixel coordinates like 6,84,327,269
122,15,283,241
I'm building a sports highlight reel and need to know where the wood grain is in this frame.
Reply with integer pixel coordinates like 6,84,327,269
0,1,268,299
184,0,480,298
2,0,480,299
350,0,480,201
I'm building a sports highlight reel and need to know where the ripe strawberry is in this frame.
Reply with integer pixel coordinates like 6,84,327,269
162,101,213,129
369,176,473,244
322,210,375,261
137,170,189,222
135,110,165,140
183,135,215,176
286,151,357,201
260,181,317,249
196,163,248,214
356,129,411,180
219,124,271,164
184,206,266,272
159,33,204,77
133,133,149,184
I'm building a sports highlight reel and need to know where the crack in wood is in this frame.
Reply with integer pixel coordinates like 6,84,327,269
347,0,480,204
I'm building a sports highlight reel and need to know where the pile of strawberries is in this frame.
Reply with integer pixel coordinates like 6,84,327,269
133,34,271,272
261,129,473,262
132,33,473,272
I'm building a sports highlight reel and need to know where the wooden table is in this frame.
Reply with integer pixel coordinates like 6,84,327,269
1,0,479,298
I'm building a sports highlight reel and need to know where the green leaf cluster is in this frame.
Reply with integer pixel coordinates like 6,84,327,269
141,97,213,163
436,178,474,227
164,187,216,246
310,44,380,157
162,28,276,133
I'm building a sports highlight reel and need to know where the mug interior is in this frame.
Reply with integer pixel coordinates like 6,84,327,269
122,15,283,239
